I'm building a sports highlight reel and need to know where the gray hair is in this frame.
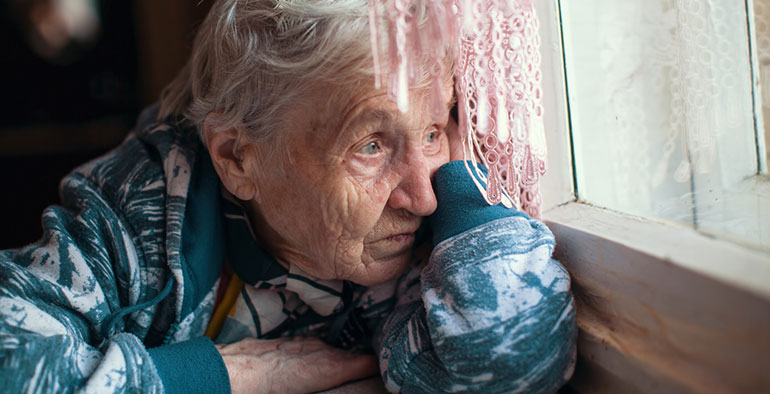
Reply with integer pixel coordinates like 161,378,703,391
159,0,376,143
159,0,448,147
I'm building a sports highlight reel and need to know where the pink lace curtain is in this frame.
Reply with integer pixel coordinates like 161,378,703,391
368,0,547,218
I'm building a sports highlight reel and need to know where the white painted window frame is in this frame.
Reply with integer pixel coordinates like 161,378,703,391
534,1,770,392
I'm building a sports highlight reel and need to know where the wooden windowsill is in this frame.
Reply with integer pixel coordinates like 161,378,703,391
544,202,770,393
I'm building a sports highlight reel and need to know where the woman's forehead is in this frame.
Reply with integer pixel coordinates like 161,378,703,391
275,74,454,156
337,76,454,126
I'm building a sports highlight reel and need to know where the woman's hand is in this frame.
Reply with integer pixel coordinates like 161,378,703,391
216,336,378,394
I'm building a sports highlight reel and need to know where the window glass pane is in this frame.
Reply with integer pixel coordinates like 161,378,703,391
560,0,769,250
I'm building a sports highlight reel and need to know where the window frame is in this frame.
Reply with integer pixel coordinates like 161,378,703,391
534,0,770,392
748,0,768,174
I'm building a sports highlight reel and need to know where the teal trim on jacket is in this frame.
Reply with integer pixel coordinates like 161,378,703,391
430,161,530,245
179,148,226,317
147,336,229,394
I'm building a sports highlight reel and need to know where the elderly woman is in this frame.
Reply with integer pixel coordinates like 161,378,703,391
0,0,576,393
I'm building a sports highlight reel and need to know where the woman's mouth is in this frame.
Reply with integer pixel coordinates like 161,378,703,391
384,232,416,243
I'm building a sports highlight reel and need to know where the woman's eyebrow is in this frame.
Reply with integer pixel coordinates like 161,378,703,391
340,103,443,146
345,109,395,133
334,109,394,146
358,109,393,124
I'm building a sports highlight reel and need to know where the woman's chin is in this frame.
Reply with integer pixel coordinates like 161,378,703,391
348,251,414,287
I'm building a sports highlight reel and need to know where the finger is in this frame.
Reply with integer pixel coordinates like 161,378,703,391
323,352,378,382
293,353,378,393
222,337,379,393
218,336,290,355
277,336,328,355
272,338,379,393
297,340,378,380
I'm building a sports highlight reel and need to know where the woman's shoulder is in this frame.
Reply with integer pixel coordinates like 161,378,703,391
58,105,205,244
68,106,201,196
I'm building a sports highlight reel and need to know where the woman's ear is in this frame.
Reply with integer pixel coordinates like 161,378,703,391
203,113,258,201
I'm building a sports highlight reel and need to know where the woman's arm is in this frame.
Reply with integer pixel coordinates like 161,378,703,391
375,161,577,393
0,144,231,393
0,173,169,393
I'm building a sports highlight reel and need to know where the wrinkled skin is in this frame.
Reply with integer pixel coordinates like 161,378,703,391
238,81,455,286
216,337,378,394
205,80,460,393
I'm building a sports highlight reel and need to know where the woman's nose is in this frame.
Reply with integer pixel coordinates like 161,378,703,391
387,154,438,217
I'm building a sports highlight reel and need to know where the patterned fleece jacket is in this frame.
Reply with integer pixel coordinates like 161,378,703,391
0,106,576,393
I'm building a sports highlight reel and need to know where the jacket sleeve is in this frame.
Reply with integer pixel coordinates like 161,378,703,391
0,166,228,393
375,161,577,393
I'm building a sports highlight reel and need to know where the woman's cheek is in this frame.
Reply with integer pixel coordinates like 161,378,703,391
312,182,366,243
340,180,382,232
334,181,381,238
306,172,392,276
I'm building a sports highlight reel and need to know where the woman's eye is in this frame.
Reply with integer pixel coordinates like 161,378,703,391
425,132,437,144
358,141,381,155
423,127,442,153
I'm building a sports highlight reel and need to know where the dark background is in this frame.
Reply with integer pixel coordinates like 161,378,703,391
0,0,212,249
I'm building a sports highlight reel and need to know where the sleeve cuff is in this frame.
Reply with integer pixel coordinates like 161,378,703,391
147,336,230,394
429,161,530,245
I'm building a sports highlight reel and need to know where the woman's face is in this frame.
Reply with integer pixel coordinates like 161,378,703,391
244,82,454,286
